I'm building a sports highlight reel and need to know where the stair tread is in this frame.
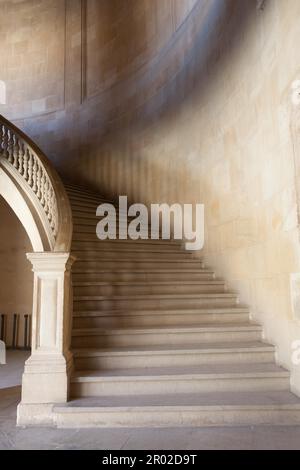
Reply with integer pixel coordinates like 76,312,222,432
73,307,249,317
72,249,195,255
68,198,110,204
72,323,261,336
70,200,112,206
72,238,181,244
74,293,236,300
72,362,288,381
55,390,300,410
73,280,223,286
67,195,103,199
73,268,213,273
74,258,204,262
72,341,274,356
65,183,106,194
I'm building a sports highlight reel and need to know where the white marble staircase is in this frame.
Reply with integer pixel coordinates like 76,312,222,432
53,183,300,428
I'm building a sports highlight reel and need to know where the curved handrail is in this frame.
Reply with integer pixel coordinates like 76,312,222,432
0,114,72,252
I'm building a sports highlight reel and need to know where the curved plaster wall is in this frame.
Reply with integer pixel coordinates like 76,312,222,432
2,0,300,391
0,0,198,120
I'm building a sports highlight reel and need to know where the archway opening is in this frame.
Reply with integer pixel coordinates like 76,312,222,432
0,195,33,410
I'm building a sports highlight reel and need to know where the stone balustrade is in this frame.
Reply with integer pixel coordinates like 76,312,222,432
0,114,72,252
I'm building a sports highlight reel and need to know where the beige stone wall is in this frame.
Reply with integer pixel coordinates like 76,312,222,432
2,0,300,391
0,197,33,316
0,0,204,168
84,0,198,99
0,0,66,120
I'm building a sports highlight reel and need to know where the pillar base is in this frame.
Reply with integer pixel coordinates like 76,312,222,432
17,403,55,427
21,352,73,405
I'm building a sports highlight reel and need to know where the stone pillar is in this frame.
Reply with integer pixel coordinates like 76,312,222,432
17,252,75,426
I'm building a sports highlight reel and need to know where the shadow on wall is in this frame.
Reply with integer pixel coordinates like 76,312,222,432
2,0,255,199
70,0,257,199
2,0,259,202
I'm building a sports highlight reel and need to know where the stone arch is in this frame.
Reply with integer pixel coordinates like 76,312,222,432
0,166,47,252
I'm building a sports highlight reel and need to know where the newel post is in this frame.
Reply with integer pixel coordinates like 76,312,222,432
17,252,75,426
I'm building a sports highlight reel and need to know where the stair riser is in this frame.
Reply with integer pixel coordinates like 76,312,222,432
74,219,139,231
70,205,108,214
71,376,289,398
66,189,106,199
73,233,178,242
72,211,143,219
72,272,214,282
72,330,262,349
70,205,102,212
68,189,112,198
74,216,133,225
74,260,204,270
65,183,104,191
69,195,117,203
75,231,162,239
71,207,150,221
73,312,250,329
73,297,237,310
73,251,197,261
73,284,225,296
74,351,275,370
72,241,184,252
54,408,300,428
66,187,106,196
69,196,112,205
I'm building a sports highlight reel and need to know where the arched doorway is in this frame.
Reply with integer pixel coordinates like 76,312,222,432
0,195,33,418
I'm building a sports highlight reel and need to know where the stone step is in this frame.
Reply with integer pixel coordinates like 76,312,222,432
71,210,170,229
68,193,115,204
70,363,289,397
72,269,215,282
72,249,197,261
72,232,178,241
71,239,183,252
73,212,137,221
73,214,134,224
53,391,300,428
69,199,116,211
73,293,238,311
72,307,250,329
74,227,161,237
73,214,136,225
73,259,205,271
73,280,226,296
73,341,275,370
71,323,262,348
65,184,107,198
70,200,113,210
73,214,137,229
74,225,162,238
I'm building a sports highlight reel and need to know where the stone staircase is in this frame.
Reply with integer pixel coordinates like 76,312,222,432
54,183,300,427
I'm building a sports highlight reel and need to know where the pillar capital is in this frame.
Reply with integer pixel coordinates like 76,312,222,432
27,252,76,272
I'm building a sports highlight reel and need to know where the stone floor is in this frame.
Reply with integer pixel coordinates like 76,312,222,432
1,351,300,450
